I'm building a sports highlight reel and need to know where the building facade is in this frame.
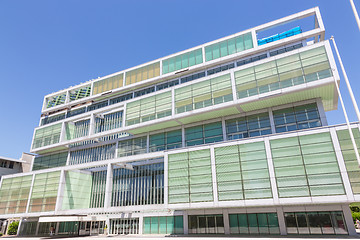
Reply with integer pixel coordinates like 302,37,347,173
1,7,360,236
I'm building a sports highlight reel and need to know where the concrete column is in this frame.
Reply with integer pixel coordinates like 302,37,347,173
183,211,188,235
164,154,169,205
268,108,276,134
104,163,113,209
223,209,230,234
139,216,143,235
35,221,40,236
55,170,66,212
16,218,22,236
342,204,357,236
316,98,328,126
276,207,287,235
25,174,35,213
210,147,218,203
221,117,227,141
55,222,60,235
330,128,354,201
264,138,279,203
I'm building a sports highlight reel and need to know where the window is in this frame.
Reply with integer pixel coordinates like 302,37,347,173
162,49,203,74
205,32,253,62
143,216,183,234
284,211,347,235
33,152,68,170
229,213,279,234
185,122,223,147
93,73,123,95
270,132,345,198
125,62,160,85
273,103,321,133
149,129,182,152
188,215,224,234
226,112,271,140
117,137,147,157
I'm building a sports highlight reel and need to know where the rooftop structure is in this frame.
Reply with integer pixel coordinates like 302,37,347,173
1,7,360,237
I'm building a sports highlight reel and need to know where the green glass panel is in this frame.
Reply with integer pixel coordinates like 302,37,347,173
151,217,159,234
144,217,151,234
174,216,184,234
159,217,167,234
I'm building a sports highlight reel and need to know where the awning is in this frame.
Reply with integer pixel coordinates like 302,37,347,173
38,215,104,223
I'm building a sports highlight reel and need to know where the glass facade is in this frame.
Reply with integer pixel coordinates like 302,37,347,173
149,129,182,152
336,128,360,194
185,122,223,146
175,74,233,114
273,103,321,133
226,112,271,140
168,149,213,203
126,91,172,126
125,62,160,86
271,132,345,198
188,215,224,234
65,119,90,140
205,32,253,62
33,152,68,170
0,175,32,214
89,170,106,208
229,213,279,234
29,171,60,212
117,137,147,157
143,216,183,234
285,211,347,235
18,221,37,236
162,48,203,74
62,170,92,210
46,93,66,108
69,85,91,101
94,111,122,133
235,46,332,99
32,123,62,149
111,162,164,206
110,218,139,235
69,144,116,165
215,141,272,200
93,73,124,95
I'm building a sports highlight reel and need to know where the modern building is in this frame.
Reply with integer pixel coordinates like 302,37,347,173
1,7,360,237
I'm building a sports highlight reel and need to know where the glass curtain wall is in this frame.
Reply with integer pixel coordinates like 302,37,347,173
95,111,122,133
126,91,172,126
226,112,271,140
175,74,232,114
29,171,60,212
149,129,182,152
188,215,224,234
110,218,139,235
234,46,332,99
284,211,347,235
229,213,279,234
336,128,360,194
215,141,272,200
90,170,107,208
65,119,90,140
270,132,345,197
117,137,147,157
143,216,183,234
125,62,160,86
185,122,223,146
69,85,91,102
33,152,68,170
32,123,62,149
69,144,115,165
162,49,203,74
0,175,32,214
168,149,213,203
205,32,253,61
93,73,124,95
273,103,321,132
111,162,164,206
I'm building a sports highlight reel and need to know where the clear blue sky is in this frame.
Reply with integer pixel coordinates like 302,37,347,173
1,0,360,159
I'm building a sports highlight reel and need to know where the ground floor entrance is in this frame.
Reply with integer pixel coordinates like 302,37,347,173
15,204,357,236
